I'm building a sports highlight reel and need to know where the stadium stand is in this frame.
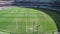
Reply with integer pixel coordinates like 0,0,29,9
0,0,14,6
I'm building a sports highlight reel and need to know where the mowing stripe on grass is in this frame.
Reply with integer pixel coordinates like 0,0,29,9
0,7,57,34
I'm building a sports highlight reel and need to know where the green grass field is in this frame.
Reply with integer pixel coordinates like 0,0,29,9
0,7,57,34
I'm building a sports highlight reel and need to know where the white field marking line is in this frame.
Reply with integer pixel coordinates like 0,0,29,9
33,13,39,32
16,18,18,34
35,15,38,34
26,11,28,32
32,14,35,33
0,29,15,33
30,13,34,33
35,13,39,34
15,10,19,34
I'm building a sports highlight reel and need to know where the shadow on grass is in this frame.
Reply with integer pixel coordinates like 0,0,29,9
33,8,60,32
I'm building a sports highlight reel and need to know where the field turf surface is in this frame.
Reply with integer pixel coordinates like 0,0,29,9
0,7,57,34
